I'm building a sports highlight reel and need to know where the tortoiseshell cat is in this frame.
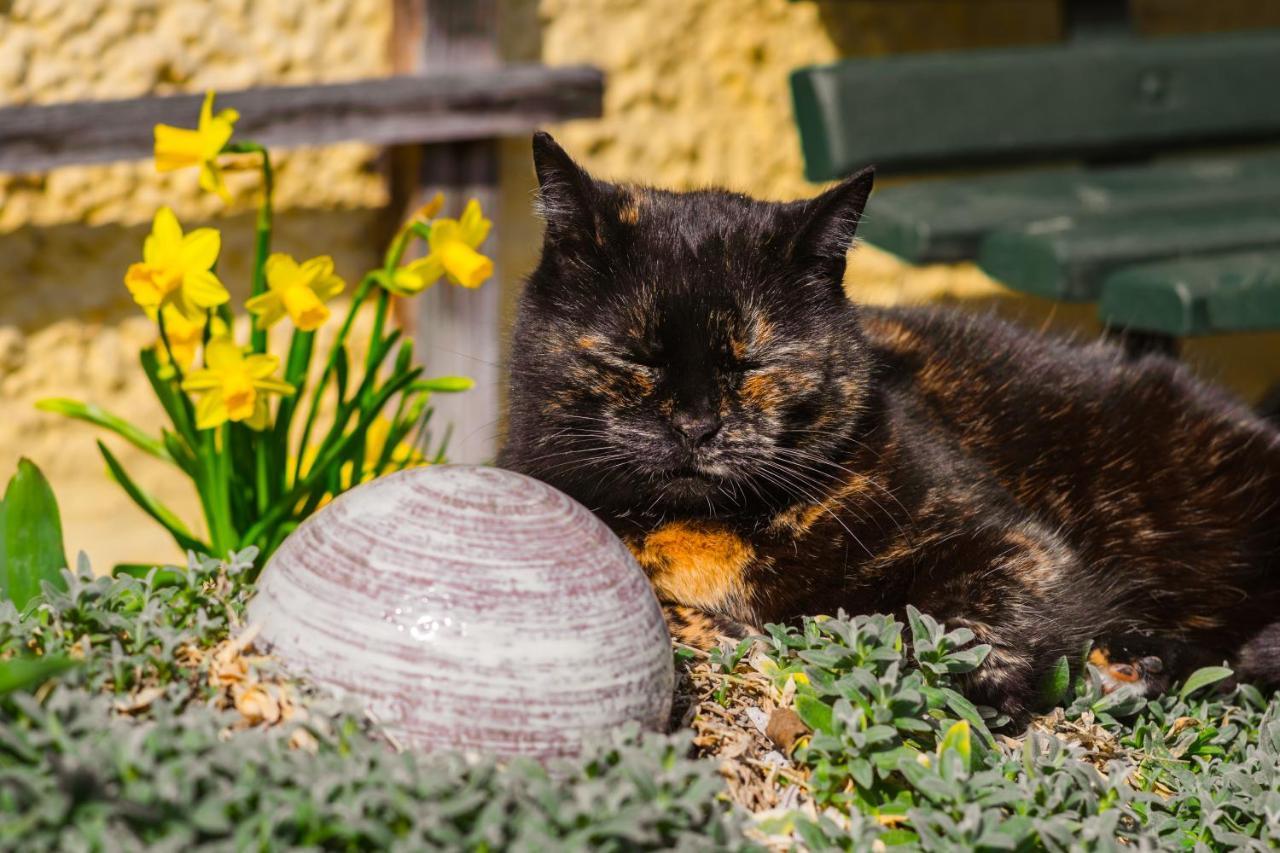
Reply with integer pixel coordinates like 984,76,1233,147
499,132,1280,721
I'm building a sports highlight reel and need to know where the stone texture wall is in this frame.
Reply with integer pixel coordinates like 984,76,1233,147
4,0,1279,569
0,0,392,568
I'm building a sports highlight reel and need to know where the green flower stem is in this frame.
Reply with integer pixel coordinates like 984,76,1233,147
157,311,229,551
155,312,185,384
291,274,375,485
365,288,390,379
225,141,275,354
271,329,314,499
242,366,422,550
227,142,276,523
198,426,236,558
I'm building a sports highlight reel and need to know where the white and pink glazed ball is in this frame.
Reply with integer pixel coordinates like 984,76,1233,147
247,465,673,759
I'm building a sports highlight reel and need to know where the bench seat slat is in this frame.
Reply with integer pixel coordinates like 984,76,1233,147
1098,250,1280,336
860,152,1280,264
977,204,1280,302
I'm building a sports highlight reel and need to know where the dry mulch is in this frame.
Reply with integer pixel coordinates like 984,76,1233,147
671,637,1145,846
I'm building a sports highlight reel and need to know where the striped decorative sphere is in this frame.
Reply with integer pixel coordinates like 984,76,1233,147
247,465,673,758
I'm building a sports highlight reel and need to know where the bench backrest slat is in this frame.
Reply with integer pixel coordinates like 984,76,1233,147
792,30,1280,180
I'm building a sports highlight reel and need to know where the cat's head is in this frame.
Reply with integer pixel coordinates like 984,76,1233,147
504,132,876,517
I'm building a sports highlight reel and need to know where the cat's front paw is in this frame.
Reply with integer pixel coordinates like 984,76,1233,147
1089,646,1168,697
662,604,753,650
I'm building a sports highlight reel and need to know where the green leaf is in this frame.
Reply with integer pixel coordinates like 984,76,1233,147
1178,665,1234,701
937,719,972,773
35,398,173,463
140,348,197,447
905,605,932,646
1,458,68,609
942,689,996,750
1036,654,1072,709
97,441,207,555
112,563,188,588
794,694,834,734
0,655,75,694
414,375,475,393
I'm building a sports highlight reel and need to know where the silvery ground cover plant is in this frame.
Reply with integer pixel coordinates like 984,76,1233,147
2,537,1280,850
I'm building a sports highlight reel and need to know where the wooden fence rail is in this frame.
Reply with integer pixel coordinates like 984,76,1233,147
0,64,604,173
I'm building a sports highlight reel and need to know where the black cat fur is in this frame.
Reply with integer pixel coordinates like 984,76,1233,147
498,132,1280,721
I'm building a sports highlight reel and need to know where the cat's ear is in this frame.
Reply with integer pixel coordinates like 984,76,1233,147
792,166,875,271
532,131,599,239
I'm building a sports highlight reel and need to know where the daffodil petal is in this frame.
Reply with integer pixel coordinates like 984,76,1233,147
255,377,296,396
245,292,286,329
183,269,230,309
403,256,444,289
202,118,235,160
205,339,243,371
181,369,222,392
416,192,445,222
153,126,203,172
244,354,281,380
199,91,215,130
427,219,460,250
179,228,221,271
458,199,491,247
265,254,299,292
194,390,229,430
153,207,184,250
313,274,345,301
124,263,162,310
142,234,159,265
298,256,335,286
199,162,231,201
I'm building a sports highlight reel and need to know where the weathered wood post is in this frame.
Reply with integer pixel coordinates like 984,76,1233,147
393,0,503,464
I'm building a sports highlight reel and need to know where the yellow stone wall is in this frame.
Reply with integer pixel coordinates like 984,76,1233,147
4,0,1280,569
0,0,393,568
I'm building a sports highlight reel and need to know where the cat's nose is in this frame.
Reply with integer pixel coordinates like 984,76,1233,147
672,412,722,447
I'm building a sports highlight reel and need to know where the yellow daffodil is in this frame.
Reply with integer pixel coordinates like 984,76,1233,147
181,338,294,430
400,192,445,234
125,207,229,322
154,90,239,201
389,199,493,295
153,313,232,379
156,306,205,372
244,254,345,331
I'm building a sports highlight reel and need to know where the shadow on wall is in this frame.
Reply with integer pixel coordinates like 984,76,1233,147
813,0,1061,57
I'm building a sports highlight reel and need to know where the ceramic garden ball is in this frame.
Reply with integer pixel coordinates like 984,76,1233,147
246,464,673,759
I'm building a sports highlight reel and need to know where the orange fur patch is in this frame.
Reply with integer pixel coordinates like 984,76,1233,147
741,372,785,409
769,502,825,535
629,521,755,615
618,194,641,225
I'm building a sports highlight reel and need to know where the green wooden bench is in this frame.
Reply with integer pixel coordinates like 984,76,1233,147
790,2,1280,361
